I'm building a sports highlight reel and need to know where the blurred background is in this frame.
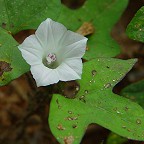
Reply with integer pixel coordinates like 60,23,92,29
0,0,144,143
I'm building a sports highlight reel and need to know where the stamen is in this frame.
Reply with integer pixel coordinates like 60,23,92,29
46,53,56,65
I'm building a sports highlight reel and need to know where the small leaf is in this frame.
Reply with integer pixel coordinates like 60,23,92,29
106,133,128,144
49,58,144,144
127,6,144,42
121,80,144,108
0,28,29,86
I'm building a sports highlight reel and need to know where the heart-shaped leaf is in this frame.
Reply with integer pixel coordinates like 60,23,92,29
127,6,144,43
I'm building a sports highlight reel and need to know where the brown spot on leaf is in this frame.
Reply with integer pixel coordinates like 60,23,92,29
56,99,62,109
2,22,6,28
57,124,65,130
72,124,77,129
65,116,78,121
64,136,74,144
76,22,95,36
8,31,12,35
10,24,14,28
0,61,12,77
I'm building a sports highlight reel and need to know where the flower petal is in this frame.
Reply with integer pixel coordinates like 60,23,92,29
35,18,67,54
18,35,43,65
56,58,82,81
31,64,59,87
18,18,88,87
57,30,88,59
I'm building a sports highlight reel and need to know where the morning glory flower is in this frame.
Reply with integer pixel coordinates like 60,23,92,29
18,18,88,87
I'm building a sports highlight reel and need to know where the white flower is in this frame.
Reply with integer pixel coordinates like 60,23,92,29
18,18,88,87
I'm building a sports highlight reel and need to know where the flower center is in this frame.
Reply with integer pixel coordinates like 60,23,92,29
46,53,56,65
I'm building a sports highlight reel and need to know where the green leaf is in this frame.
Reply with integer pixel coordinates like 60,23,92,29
127,6,144,42
0,0,61,34
0,27,30,86
121,80,144,108
58,0,128,60
49,58,144,144
0,0,61,86
106,133,127,144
